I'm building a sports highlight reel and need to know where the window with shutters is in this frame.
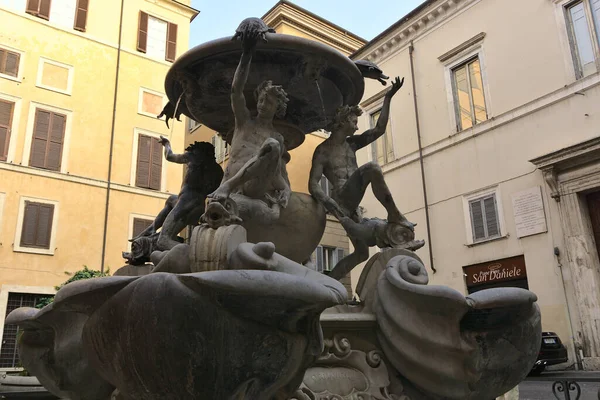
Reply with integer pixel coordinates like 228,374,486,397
312,246,345,272
24,0,87,32
25,0,52,20
36,58,74,95
0,99,15,162
370,110,394,165
20,201,54,249
0,292,49,368
73,0,88,31
137,11,178,62
211,134,229,163
132,217,153,238
29,108,66,171
451,56,488,131
14,197,59,255
135,133,163,190
0,47,21,79
138,88,166,118
463,189,505,245
564,0,600,78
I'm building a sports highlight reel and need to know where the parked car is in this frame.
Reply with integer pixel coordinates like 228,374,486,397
529,331,568,375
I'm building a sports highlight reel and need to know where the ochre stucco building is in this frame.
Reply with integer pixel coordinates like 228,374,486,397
0,0,197,369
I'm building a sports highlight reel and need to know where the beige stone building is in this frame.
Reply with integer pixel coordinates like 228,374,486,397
350,0,600,370
186,0,365,288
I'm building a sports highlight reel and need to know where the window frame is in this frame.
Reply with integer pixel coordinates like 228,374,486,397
187,118,201,133
137,11,178,63
138,87,167,119
562,0,600,78
443,46,492,134
211,134,229,163
313,245,345,272
13,196,59,255
0,285,56,372
0,45,24,83
368,108,395,165
23,102,72,174
0,192,5,239
130,128,167,192
462,187,506,246
36,57,75,96
127,213,155,250
25,0,52,21
0,93,21,164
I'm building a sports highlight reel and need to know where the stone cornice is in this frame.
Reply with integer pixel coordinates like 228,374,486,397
352,0,481,63
438,32,486,62
263,2,365,54
149,0,200,21
529,137,600,171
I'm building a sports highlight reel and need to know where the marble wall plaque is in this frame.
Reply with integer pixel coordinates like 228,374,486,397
511,186,547,238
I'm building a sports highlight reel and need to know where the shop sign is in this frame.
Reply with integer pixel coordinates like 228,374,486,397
464,255,527,287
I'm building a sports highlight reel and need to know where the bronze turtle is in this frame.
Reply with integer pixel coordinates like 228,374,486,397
354,59,390,85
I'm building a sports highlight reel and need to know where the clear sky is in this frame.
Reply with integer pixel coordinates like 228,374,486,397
188,0,427,48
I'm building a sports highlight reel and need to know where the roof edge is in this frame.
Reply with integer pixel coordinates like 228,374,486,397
262,0,367,44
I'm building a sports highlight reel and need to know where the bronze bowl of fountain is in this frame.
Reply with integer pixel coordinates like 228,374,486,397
165,33,364,150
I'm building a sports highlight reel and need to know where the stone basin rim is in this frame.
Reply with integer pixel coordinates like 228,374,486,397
164,33,365,147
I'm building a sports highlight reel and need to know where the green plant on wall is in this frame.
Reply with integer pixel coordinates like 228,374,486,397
35,266,110,309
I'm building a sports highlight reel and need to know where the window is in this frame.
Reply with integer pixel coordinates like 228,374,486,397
25,0,51,20
132,217,153,238
468,193,500,243
73,0,88,31
137,11,178,62
0,293,47,368
313,246,345,272
36,58,74,95
135,134,162,190
0,48,20,78
139,88,165,117
566,0,600,78
0,192,6,237
29,109,65,171
187,118,201,133
370,110,394,165
211,134,229,163
24,0,87,31
0,292,49,368
451,56,488,131
0,99,14,162
20,201,55,249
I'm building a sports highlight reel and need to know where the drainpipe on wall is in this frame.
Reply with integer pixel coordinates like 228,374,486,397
409,41,436,274
100,0,126,273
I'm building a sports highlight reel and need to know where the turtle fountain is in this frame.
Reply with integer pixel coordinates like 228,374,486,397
5,18,541,400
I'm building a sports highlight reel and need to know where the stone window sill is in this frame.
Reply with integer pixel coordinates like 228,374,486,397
465,233,509,248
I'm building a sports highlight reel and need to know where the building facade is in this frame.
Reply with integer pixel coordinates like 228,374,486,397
351,0,600,370
186,0,366,289
0,0,197,369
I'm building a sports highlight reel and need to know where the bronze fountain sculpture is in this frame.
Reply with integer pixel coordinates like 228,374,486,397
6,18,541,400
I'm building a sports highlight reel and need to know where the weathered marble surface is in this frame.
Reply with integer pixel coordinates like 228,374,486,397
5,305,115,400
358,249,541,400
7,237,346,400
